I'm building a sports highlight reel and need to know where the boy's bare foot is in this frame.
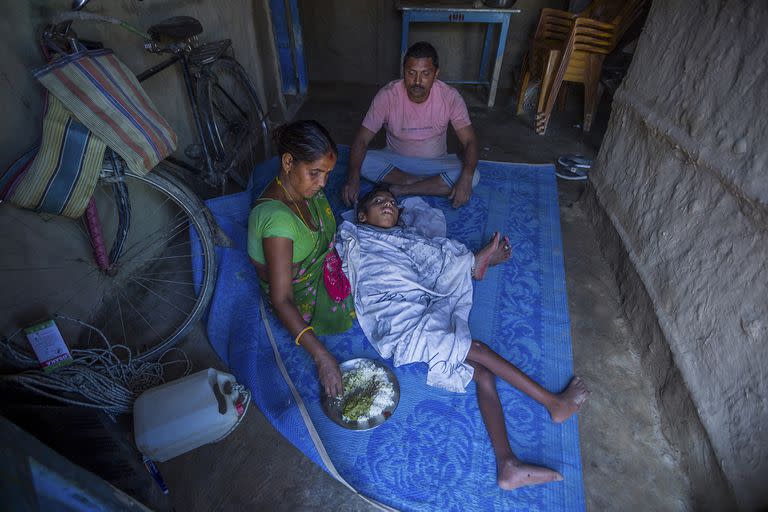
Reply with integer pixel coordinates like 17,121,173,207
547,377,590,423
473,232,512,280
497,457,564,490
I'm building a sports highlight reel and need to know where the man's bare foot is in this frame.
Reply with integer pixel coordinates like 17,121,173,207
547,377,590,423
473,233,511,280
497,457,563,490
389,184,405,197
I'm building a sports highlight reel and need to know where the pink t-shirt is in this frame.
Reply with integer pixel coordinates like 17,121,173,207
361,79,471,158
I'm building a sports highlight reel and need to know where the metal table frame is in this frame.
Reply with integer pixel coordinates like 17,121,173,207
398,3,521,107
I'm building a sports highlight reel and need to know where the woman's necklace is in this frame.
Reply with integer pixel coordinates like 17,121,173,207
275,176,314,229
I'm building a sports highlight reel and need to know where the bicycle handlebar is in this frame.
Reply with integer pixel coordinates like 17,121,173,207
51,11,151,41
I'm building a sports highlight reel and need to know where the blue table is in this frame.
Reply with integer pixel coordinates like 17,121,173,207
398,2,522,107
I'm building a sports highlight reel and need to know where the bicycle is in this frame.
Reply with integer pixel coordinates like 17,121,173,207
47,7,270,191
0,10,232,361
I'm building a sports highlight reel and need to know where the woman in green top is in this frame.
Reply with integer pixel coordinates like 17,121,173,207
248,120,354,397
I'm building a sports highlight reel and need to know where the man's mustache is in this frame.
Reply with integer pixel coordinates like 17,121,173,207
409,85,425,92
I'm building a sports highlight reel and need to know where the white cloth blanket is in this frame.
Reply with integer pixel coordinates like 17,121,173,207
337,199,475,393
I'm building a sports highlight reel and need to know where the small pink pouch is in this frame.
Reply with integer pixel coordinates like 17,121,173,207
323,247,351,303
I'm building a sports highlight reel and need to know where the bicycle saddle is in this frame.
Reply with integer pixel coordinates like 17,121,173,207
148,16,203,42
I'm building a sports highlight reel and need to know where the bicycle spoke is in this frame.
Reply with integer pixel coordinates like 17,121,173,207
129,252,207,263
134,279,200,303
113,192,177,259
155,239,195,252
93,285,118,346
134,276,197,292
121,219,194,261
117,207,188,259
19,264,104,316
129,277,195,315
141,188,175,222
138,268,196,277
116,292,128,347
117,288,162,342
119,211,192,262
134,275,201,290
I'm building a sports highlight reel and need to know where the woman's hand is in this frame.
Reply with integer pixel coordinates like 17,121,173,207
315,351,343,398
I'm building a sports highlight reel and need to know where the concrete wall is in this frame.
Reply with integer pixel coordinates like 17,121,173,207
0,0,284,171
299,0,565,90
588,0,767,509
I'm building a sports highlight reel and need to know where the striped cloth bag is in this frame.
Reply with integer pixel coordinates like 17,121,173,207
1,49,176,218
35,48,177,175
0,95,106,218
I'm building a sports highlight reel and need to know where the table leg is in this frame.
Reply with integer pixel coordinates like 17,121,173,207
400,12,411,76
288,0,307,95
479,23,494,81
487,14,510,108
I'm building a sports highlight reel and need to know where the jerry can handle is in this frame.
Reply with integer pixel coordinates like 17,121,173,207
212,371,236,414
213,383,252,442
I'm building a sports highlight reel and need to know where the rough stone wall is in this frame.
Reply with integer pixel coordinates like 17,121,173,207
299,0,563,89
0,0,284,171
589,0,767,509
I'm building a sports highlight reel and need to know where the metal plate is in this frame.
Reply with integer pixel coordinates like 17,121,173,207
321,358,400,431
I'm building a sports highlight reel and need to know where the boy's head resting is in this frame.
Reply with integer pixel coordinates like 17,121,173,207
356,185,400,228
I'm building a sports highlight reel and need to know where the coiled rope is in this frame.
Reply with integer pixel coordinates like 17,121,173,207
0,314,191,417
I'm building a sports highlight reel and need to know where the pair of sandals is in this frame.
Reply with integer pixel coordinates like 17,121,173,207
555,154,592,181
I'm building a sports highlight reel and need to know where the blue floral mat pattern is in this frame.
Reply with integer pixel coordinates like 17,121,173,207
197,147,585,511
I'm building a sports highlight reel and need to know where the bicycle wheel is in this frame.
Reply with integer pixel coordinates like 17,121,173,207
197,56,270,189
0,164,217,361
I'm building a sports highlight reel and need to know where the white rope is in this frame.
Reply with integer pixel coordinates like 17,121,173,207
0,314,191,417
258,297,397,512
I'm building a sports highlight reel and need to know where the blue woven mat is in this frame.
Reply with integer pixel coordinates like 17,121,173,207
197,147,585,511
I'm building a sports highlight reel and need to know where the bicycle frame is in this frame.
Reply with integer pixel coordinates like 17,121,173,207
135,51,217,184
42,13,258,191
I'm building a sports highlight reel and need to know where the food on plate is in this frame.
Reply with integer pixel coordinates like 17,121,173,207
337,360,395,423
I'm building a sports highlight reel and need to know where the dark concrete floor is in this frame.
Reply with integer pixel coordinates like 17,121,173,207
152,83,691,511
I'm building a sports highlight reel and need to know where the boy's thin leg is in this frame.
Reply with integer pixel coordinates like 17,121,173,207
466,341,589,423
468,361,563,490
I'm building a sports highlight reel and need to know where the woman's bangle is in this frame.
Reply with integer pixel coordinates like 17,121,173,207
295,325,315,346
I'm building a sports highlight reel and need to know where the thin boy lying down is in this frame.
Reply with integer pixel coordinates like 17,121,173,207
337,186,590,490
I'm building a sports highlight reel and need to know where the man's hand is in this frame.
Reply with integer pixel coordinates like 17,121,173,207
449,173,473,208
341,177,360,207
345,126,377,207
315,351,343,397
452,124,478,208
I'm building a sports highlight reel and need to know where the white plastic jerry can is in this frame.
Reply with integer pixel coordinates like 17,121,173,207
133,368,247,462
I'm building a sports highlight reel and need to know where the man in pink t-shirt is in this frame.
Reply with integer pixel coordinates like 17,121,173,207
342,42,480,208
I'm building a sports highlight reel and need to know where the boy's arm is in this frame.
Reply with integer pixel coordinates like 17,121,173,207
450,124,479,208
343,126,376,206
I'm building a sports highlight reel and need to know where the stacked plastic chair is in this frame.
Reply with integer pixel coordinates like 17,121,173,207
516,0,647,135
